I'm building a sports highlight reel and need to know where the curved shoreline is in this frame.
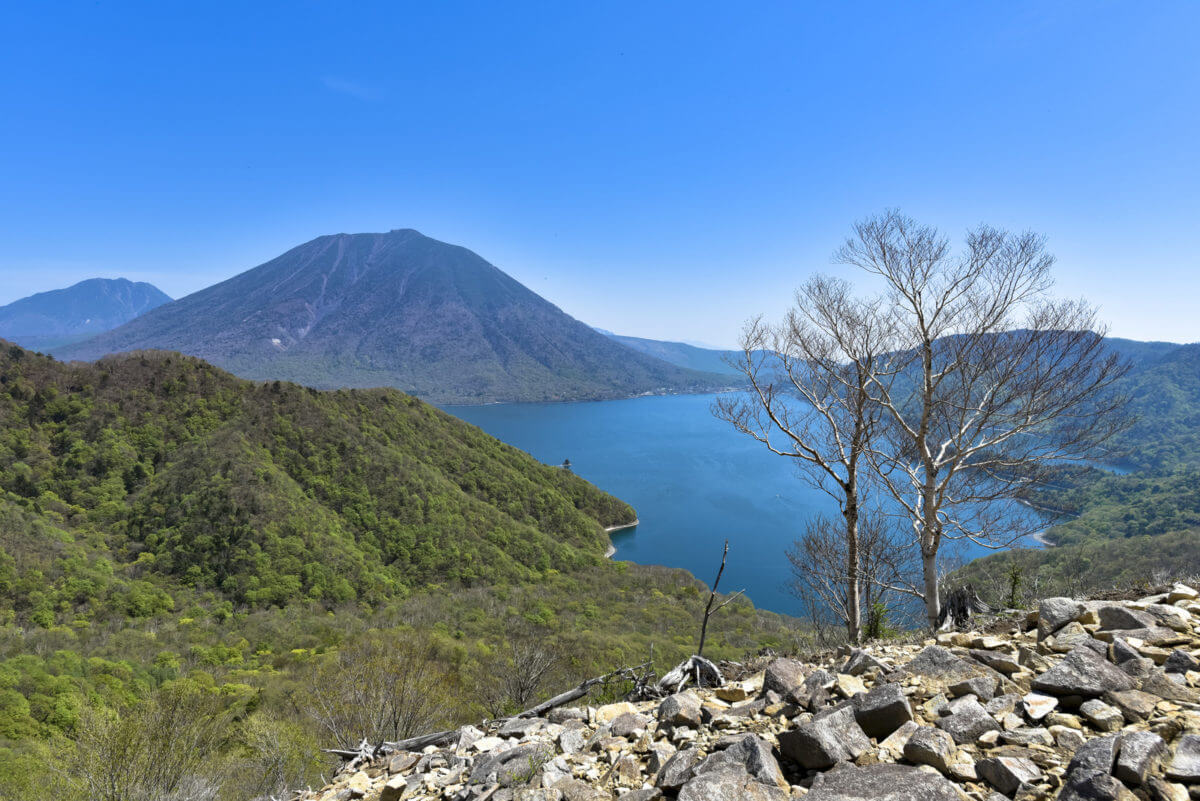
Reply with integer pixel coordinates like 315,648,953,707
603,519,639,559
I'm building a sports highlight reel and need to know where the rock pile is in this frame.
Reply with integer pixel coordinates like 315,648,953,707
303,583,1200,801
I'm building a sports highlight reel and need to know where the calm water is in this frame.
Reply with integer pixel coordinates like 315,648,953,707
445,393,1036,617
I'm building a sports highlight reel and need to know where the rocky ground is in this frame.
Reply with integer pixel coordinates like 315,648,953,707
303,583,1200,801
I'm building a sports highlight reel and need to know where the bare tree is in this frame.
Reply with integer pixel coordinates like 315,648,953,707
835,210,1131,628
714,276,888,643
786,510,916,640
300,631,449,749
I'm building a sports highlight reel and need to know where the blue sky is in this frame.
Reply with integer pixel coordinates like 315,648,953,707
2,1,1197,346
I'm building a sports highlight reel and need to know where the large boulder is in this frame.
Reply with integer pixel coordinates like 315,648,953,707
935,698,1000,744
1031,646,1136,697
1114,731,1168,786
1165,734,1200,783
841,649,889,676
694,735,787,789
902,726,957,773
657,693,702,731
1095,604,1157,632
654,748,701,792
677,769,789,801
905,646,977,682
805,763,965,801
763,658,806,700
976,756,1042,796
777,706,870,770
1141,670,1200,703
1039,597,1087,640
1060,734,1123,799
469,742,555,787
851,682,914,739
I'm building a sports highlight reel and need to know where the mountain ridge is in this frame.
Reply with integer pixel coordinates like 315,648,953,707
0,277,171,350
57,230,728,403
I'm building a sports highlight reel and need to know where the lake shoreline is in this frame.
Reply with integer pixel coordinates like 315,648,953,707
604,519,639,559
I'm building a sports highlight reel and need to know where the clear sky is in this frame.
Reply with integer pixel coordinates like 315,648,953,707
2,2,1197,347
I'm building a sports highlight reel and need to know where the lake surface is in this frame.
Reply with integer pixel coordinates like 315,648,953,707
445,393,1037,617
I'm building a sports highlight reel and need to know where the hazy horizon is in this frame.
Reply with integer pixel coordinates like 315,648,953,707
3,2,1198,346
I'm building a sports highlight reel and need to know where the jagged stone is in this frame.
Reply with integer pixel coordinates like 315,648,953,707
851,682,914,739
558,727,586,755
387,752,420,774
553,779,609,801
1021,691,1058,721
677,768,789,801
841,648,889,676
1141,670,1200,703
878,720,920,760
805,763,965,801
1000,727,1054,746
654,747,700,791
608,712,652,738
986,693,1021,717
902,725,957,772
1032,646,1136,697
500,718,546,739
1080,699,1124,732
1115,731,1168,786
935,698,1000,744
905,645,978,681
379,775,409,801
1040,597,1087,640
777,705,870,770
1059,773,1138,801
1103,689,1159,722
1165,734,1200,783
970,648,1022,674
514,789,564,801
950,676,997,702
657,692,702,732
976,756,1042,796
1163,649,1200,675
1096,604,1158,632
1144,604,1192,632
594,702,637,725
617,790,662,801
1050,622,1097,654
762,658,806,700
800,668,837,710
469,743,555,787
694,734,787,789
1062,734,1122,792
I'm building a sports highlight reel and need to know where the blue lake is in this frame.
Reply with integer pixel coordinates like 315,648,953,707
445,393,1036,617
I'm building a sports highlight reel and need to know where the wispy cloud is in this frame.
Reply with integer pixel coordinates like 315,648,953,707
321,76,381,101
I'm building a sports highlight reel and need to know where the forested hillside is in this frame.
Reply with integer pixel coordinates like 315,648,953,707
0,342,799,800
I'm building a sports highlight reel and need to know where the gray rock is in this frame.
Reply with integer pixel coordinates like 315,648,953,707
851,682,914,739
805,763,965,801
935,698,1000,744
545,707,586,724
949,676,997,702
1141,670,1200,703
1102,689,1159,722
777,705,870,770
617,790,663,801
902,725,956,773
1165,734,1200,783
498,718,545,739
841,649,889,676
657,693,702,731
976,756,1042,796
1163,649,1200,675
1039,597,1087,639
1032,646,1136,697
799,669,837,710
553,779,612,801
1110,637,1142,665
1058,773,1137,801
677,769,789,801
1096,604,1157,632
558,727,587,755
694,735,787,789
1080,699,1124,732
469,743,555,787
905,645,977,681
999,727,1055,747
609,712,652,738
1114,731,1168,786
1063,734,1122,788
763,658,806,700
654,748,700,792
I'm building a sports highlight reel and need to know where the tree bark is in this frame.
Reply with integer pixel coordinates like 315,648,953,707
844,496,861,643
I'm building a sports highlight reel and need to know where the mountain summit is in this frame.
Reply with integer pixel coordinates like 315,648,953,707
57,230,723,402
0,277,171,350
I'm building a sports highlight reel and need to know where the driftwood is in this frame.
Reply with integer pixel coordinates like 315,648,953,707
324,662,654,766
656,655,724,694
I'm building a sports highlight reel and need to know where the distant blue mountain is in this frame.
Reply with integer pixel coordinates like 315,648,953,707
602,333,744,376
0,278,172,351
